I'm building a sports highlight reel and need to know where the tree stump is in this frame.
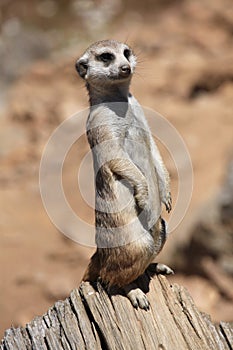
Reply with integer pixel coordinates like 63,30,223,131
1,275,232,349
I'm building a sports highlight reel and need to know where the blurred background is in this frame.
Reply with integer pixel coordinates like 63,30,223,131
0,0,233,337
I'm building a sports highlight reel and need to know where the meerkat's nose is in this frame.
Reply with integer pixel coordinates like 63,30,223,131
119,64,131,77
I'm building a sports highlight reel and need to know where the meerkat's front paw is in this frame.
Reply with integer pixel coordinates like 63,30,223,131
163,191,172,213
135,184,148,209
126,288,150,310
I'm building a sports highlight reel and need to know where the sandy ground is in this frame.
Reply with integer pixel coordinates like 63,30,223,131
0,0,233,337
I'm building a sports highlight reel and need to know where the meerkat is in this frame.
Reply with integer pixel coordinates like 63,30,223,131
75,39,173,310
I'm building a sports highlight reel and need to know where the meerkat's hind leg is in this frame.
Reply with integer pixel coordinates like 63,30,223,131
121,273,151,310
147,262,174,276
104,282,149,310
121,263,174,309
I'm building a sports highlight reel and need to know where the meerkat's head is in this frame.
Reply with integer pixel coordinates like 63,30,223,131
75,40,136,88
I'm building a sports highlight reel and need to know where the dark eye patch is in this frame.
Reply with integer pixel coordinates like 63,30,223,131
124,49,131,60
97,52,115,62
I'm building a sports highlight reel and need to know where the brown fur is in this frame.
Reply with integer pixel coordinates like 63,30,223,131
83,219,161,288
83,244,152,288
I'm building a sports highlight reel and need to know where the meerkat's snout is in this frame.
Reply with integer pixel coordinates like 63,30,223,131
119,64,131,78
75,59,88,79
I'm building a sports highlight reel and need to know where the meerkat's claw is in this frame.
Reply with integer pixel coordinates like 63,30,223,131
126,288,150,310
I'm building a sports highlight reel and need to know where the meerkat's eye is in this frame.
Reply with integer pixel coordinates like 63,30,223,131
124,49,131,60
98,52,115,62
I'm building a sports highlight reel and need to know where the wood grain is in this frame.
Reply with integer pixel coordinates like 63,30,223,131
1,275,232,349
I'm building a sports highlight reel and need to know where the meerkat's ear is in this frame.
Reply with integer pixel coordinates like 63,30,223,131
75,58,88,79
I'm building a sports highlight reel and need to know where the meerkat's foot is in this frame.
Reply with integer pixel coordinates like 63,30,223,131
107,284,149,310
126,288,150,310
148,262,174,276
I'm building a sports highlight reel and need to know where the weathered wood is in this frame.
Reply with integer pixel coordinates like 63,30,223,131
1,275,233,350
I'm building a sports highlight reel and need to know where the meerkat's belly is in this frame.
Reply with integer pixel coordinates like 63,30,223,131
95,177,145,248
